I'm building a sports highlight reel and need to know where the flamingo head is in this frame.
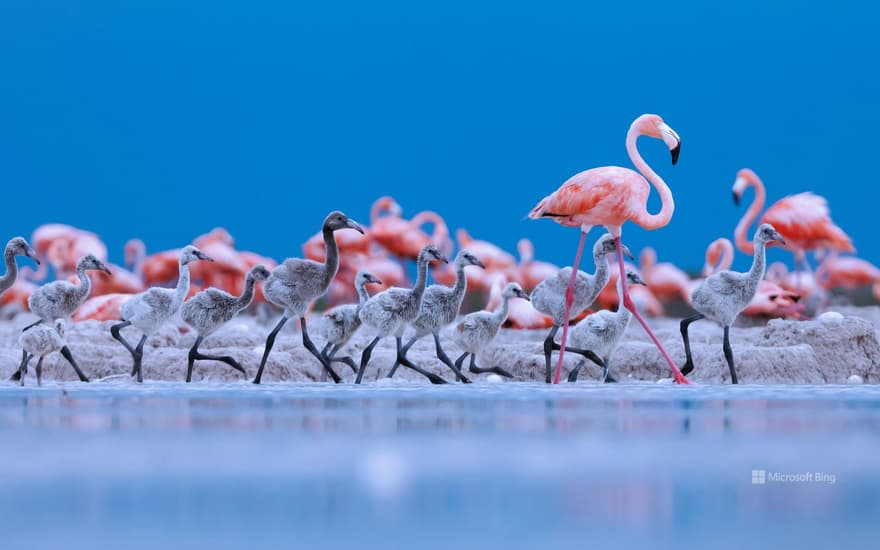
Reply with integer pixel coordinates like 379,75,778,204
79,254,112,274
248,264,272,281
420,244,448,265
355,270,383,287
502,282,530,301
756,224,786,247
626,270,647,287
324,211,365,234
7,237,40,265
634,114,681,165
732,168,760,205
180,245,214,266
456,249,485,269
595,234,634,260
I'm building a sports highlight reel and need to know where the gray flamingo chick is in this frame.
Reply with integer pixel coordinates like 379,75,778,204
110,245,213,383
181,264,271,382
452,282,530,378
530,234,631,383
319,270,384,378
558,271,646,383
393,249,485,383
13,253,111,383
680,223,786,384
355,245,448,384
16,320,67,386
253,211,364,384
0,237,39,295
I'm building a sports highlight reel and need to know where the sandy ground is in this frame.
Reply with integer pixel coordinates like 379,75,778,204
1,306,879,385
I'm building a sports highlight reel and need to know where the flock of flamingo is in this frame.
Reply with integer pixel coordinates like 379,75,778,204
1,113,875,386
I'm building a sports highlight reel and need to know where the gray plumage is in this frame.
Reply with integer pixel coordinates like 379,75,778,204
253,211,365,385
681,223,786,384
322,270,383,348
0,237,39,295
16,320,66,386
566,271,645,382
410,249,484,336
359,245,445,338
530,234,625,324
263,211,361,318
121,246,212,334
28,254,111,322
182,264,271,337
453,282,529,355
690,224,781,326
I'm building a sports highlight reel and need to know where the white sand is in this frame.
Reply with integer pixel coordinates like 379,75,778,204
1,306,878,385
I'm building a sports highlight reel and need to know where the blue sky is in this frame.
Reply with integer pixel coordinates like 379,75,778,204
1,1,876,272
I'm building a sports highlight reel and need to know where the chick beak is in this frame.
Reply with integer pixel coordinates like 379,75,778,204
621,245,635,261
347,220,366,234
25,246,40,265
474,259,486,269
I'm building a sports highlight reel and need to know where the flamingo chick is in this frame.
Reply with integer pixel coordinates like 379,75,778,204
680,224,786,384
356,245,448,384
528,113,688,385
558,271,646,383
530,234,631,383
452,282,530,378
110,246,213,383
181,264,271,382
320,270,384,377
253,211,364,384
16,320,69,386
395,249,485,383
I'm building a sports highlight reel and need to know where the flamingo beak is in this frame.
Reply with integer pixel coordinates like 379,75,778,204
621,245,635,261
670,142,681,165
515,289,530,301
25,245,40,265
346,219,366,234
772,232,786,246
367,275,383,286
659,123,681,165
629,273,647,287
732,191,741,206
98,261,112,275
196,251,215,262
473,258,486,269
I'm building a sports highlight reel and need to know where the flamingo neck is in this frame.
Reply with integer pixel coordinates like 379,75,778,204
355,279,371,310
451,257,469,300
321,225,341,290
234,273,258,310
0,246,18,292
749,238,769,287
735,174,765,255
625,130,675,230
73,262,93,304
639,248,656,277
591,246,611,295
173,258,191,307
492,294,510,325
412,252,431,300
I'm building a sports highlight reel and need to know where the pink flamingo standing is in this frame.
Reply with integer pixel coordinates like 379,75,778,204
529,114,689,385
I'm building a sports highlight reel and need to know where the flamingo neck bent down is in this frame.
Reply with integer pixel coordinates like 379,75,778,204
624,126,675,230
734,173,766,255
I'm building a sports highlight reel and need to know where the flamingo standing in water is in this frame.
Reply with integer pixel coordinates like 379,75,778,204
732,168,854,289
528,113,689,384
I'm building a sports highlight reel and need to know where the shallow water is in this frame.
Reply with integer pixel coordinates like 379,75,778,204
1,382,878,549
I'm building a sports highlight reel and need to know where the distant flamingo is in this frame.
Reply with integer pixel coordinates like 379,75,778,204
702,238,734,277
372,206,451,260
815,250,880,302
596,262,664,318
433,228,516,293
741,280,803,318
73,293,133,322
486,273,554,329
638,246,691,303
732,168,854,289
528,113,688,384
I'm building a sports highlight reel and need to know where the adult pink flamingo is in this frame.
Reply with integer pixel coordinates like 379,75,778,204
732,168,854,289
528,113,688,384
638,247,691,303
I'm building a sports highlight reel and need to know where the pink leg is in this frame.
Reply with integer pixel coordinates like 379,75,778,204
554,230,588,384
615,236,690,385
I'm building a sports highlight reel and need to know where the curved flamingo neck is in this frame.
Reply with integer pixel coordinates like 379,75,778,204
234,273,258,310
0,245,19,292
625,129,675,230
355,278,372,310
492,293,511,325
370,197,397,224
412,251,432,300
173,258,191,306
73,261,93,304
321,224,341,289
518,239,534,264
639,247,656,276
734,174,766,255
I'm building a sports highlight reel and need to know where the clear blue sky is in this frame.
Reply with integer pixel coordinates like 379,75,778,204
1,1,876,272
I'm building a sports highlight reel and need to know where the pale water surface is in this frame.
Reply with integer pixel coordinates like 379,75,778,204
0,382,878,549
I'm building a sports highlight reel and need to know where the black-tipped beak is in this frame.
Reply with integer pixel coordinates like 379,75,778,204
631,274,647,287
732,191,740,206
26,246,40,265
622,245,634,261
670,142,681,166
366,275,383,285
99,263,112,275
773,233,786,246
473,259,486,269
346,220,366,234
516,290,530,301
197,252,215,262
439,255,449,264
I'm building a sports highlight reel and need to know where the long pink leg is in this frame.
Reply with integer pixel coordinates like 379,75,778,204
554,230,588,384
616,236,690,385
